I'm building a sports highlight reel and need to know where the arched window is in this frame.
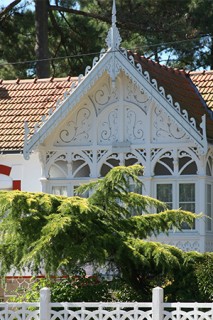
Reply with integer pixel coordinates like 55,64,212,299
154,152,173,176
100,154,120,177
179,154,197,175
154,157,173,175
154,151,198,176
206,157,213,176
48,153,91,196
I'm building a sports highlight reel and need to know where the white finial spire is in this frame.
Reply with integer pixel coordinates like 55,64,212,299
106,0,122,50
112,0,116,26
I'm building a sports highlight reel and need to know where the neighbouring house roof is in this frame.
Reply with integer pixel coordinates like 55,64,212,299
0,57,213,153
0,77,77,151
190,70,213,110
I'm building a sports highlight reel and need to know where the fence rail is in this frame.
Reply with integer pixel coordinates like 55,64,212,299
0,287,213,320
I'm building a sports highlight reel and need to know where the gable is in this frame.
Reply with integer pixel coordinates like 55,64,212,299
41,71,195,155
23,46,209,159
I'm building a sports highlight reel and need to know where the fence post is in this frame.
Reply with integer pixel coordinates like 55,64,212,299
40,287,51,320
152,287,164,320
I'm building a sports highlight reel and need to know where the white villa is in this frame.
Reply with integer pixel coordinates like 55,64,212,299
0,1,213,253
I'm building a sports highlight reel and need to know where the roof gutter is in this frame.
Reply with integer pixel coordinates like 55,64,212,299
0,150,23,155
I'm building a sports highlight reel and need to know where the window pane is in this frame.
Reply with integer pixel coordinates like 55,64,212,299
179,184,195,202
206,158,212,176
179,183,195,229
157,184,172,209
52,186,68,196
179,202,195,212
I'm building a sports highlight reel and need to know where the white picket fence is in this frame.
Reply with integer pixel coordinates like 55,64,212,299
0,287,213,320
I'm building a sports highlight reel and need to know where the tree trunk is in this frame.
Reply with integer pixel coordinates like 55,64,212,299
35,0,50,78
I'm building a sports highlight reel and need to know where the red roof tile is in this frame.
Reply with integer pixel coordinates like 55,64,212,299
0,59,213,153
132,53,213,141
0,77,77,151
190,71,213,111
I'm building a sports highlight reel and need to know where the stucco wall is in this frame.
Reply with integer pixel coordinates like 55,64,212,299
0,152,42,192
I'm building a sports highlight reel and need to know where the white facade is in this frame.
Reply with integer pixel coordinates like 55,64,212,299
28,70,212,253
1,0,213,253
0,153,41,192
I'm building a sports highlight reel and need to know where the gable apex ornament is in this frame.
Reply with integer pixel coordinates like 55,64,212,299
106,0,122,50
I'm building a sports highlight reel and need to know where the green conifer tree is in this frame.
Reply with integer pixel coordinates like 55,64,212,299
0,165,198,294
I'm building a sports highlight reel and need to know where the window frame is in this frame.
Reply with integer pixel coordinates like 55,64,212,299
48,178,92,197
206,181,213,232
154,178,197,231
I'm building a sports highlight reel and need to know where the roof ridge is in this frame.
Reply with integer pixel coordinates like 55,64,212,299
0,76,78,85
190,70,213,75
130,51,187,78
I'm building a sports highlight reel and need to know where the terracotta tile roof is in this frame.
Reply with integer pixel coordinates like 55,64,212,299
0,77,77,151
132,53,213,141
0,56,213,153
190,71,213,110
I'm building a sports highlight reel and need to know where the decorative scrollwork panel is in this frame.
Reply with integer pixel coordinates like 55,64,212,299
56,105,93,146
124,78,149,114
88,78,119,115
125,106,146,143
152,106,189,143
98,108,119,144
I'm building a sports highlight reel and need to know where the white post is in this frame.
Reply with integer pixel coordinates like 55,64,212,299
40,287,51,320
152,287,164,320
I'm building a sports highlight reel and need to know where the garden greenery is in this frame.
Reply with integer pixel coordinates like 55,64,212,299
0,165,209,300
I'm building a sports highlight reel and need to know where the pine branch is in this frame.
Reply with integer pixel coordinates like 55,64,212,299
49,4,151,34
0,0,22,21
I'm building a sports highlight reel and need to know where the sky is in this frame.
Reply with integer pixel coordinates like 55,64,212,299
1,0,33,9
0,0,57,7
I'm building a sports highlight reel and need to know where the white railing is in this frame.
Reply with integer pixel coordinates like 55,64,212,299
0,287,213,320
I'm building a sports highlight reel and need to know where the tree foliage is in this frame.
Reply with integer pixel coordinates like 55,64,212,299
0,0,213,79
0,165,200,297
194,253,213,301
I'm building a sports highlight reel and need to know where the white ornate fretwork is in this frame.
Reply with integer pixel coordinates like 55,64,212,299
88,79,119,115
57,107,92,145
150,236,200,252
0,302,39,320
105,0,122,50
153,106,187,142
126,107,145,142
2,296,213,320
98,108,119,144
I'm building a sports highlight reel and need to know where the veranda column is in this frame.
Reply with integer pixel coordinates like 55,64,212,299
197,176,207,252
